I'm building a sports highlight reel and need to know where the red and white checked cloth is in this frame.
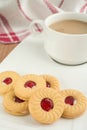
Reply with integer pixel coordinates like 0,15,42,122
0,0,87,44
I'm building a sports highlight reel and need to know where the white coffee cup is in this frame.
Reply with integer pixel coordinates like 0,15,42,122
43,12,87,65
30,12,87,65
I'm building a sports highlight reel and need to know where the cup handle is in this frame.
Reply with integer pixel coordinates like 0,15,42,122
29,20,45,36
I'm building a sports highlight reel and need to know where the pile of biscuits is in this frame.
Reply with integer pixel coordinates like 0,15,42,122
0,71,87,124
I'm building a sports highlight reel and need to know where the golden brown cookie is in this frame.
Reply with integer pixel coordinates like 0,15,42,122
4,107,28,116
3,91,29,116
60,89,87,118
29,88,64,124
42,74,60,90
0,71,20,95
14,74,46,100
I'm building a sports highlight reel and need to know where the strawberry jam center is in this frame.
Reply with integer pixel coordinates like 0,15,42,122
41,98,54,111
24,80,36,88
65,96,75,105
3,77,12,85
46,81,51,88
14,96,24,103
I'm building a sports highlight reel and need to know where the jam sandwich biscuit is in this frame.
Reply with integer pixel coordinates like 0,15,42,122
60,89,87,118
14,74,46,100
3,91,29,116
29,88,64,124
42,75,60,90
0,71,20,95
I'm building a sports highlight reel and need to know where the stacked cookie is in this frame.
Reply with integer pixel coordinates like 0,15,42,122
0,71,87,124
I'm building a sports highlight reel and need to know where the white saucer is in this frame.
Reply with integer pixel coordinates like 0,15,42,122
0,36,87,130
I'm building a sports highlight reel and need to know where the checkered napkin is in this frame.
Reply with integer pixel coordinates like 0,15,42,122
0,0,87,44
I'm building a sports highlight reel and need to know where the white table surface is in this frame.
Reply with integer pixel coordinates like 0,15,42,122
0,35,87,130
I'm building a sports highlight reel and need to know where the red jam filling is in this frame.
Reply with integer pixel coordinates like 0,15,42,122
46,81,51,88
14,96,24,103
41,98,54,111
24,80,36,88
65,96,75,105
3,77,12,85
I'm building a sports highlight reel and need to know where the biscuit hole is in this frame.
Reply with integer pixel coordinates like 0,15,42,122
65,96,75,105
14,96,24,103
24,80,36,88
2,77,12,85
41,98,54,112
46,81,51,88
